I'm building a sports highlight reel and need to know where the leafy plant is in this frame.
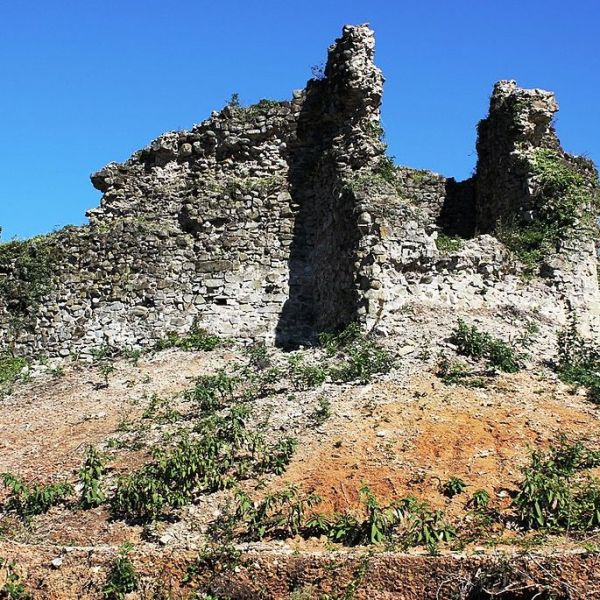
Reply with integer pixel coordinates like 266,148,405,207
103,543,138,600
329,339,394,384
442,477,466,498
1,473,73,520
512,438,600,530
0,354,28,395
288,354,327,389
396,495,456,554
495,149,599,273
256,437,298,475
451,319,522,373
154,326,222,352
319,323,362,356
436,234,463,254
468,489,491,511
110,407,296,522
234,486,322,541
556,315,600,403
79,446,106,508
0,235,62,319
183,542,241,585
184,371,237,412
309,397,331,427
0,558,31,599
98,364,115,387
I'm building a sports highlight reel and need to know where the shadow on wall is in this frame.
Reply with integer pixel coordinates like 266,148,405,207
274,79,362,349
438,178,476,238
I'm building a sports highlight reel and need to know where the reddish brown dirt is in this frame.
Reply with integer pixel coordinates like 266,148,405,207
280,372,600,519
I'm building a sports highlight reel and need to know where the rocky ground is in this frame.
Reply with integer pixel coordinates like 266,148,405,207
2,309,600,598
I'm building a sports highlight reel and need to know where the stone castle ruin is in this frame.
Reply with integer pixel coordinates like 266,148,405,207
1,24,599,358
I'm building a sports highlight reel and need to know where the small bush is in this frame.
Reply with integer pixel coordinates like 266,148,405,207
184,371,237,412
468,489,490,511
451,319,521,373
309,397,331,427
103,543,138,600
330,340,394,384
0,558,31,599
319,322,362,356
183,542,241,585
556,316,600,403
110,406,297,522
154,327,222,352
442,477,466,498
231,484,455,553
436,357,487,388
288,354,327,390
495,149,599,273
436,234,463,254
0,354,28,395
513,439,600,531
1,473,73,520
79,446,106,509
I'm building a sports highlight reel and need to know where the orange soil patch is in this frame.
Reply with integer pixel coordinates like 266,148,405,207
280,372,600,517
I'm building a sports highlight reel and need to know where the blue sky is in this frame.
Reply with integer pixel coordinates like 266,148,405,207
1,0,599,239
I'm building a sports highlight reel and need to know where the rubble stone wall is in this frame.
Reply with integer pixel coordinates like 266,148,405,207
0,25,598,358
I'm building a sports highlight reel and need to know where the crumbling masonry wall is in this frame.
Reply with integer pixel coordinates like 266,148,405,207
0,25,598,358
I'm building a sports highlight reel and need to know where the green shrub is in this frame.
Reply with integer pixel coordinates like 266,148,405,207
103,543,138,600
0,235,61,317
330,339,394,384
436,234,463,254
286,323,394,387
556,316,600,403
183,542,241,585
495,149,599,273
1,473,73,520
513,439,600,530
0,354,28,395
288,354,327,389
309,397,331,426
231,484,454,553
319,322,362,356
0,558,31,599
442,477,466,498
451,319,521,373
79,446,106,509
436,357,487,388
468,489,491,511
154,326,222,352
184,371,237,412
110,406,297,522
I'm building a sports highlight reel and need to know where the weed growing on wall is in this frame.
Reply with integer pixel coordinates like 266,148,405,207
0,235,62,319
0,354,28,396
556,315,600,403
496,149,599,273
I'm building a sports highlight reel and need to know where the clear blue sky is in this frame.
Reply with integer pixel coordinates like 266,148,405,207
1,0,599,240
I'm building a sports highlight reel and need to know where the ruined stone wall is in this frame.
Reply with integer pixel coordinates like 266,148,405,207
0,25,599,359
0,25,389,357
